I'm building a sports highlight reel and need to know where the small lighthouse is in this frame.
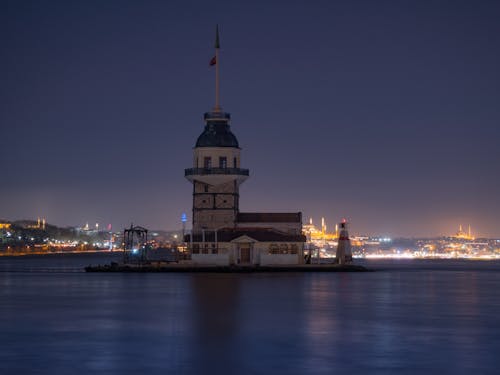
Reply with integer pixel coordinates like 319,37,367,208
336,220,353,265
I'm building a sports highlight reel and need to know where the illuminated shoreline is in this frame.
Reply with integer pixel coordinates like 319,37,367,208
0,249,124,257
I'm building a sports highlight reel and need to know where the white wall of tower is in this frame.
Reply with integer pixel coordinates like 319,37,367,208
193,147,240,168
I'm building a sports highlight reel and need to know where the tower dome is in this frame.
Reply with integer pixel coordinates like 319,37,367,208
195,112,239,148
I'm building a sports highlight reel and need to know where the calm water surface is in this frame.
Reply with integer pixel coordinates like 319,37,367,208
1,254,499,374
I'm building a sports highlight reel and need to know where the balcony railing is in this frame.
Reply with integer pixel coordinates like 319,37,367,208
185,167,249,177
204,111,230,120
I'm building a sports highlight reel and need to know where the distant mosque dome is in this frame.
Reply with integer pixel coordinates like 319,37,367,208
195,112,239,148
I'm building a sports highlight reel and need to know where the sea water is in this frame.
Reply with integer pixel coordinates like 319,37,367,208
1,254,499,374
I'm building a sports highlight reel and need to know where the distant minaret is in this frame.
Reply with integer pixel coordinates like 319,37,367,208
185,26,249,232
108,224,113,250
336,220,353,265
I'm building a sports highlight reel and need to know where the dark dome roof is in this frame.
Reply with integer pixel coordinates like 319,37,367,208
195,114,239,148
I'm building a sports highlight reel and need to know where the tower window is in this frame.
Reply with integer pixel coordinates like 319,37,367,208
219,157,227,168
204,184,209,193
204,157,211,168
233,157,237,167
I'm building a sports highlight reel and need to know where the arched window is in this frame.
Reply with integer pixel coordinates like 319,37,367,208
269,244,279,254
279,244,289,254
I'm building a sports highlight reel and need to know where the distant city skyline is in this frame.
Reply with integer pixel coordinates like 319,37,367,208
1,1,499,237
0,216,490,240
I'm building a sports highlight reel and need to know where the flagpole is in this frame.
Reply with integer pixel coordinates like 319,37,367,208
215,46,220,111
215,25,220,112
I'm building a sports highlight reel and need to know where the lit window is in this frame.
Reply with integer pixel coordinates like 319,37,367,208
269,244,279,254
219,157,227,168
204,157,211,168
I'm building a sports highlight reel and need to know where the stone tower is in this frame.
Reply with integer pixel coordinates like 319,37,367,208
184,26,249,232
184,110,249,232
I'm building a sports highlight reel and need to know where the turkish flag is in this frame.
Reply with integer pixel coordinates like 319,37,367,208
209,56,216,66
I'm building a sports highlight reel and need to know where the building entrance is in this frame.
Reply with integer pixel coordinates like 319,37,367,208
239,245,251,264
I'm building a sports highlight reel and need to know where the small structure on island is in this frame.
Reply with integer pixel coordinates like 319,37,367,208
123,224,149,264
335,220,353,265
184,26,306,266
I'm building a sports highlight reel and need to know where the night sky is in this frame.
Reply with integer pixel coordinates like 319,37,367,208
1,0,499,237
